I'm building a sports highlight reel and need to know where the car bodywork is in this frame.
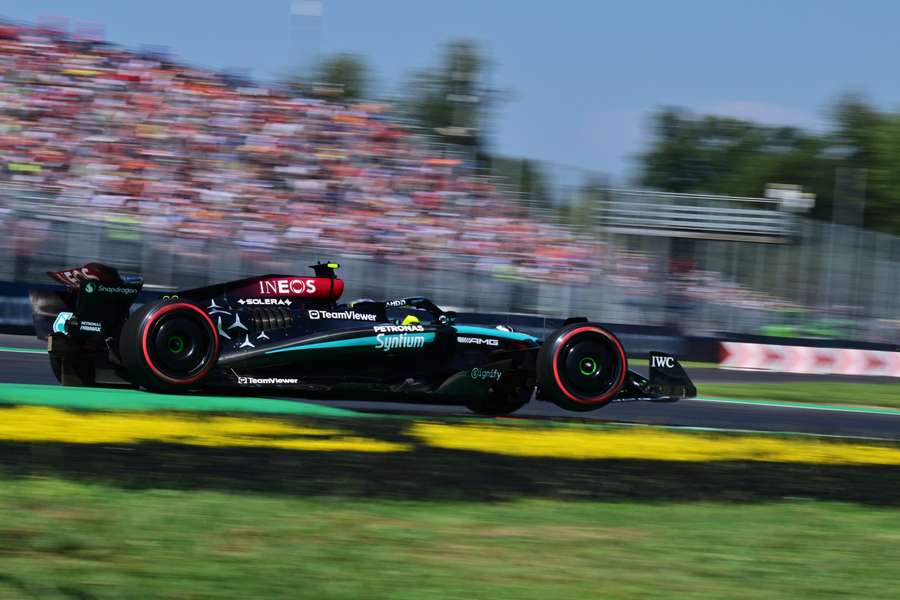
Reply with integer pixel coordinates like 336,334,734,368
31,262,696,414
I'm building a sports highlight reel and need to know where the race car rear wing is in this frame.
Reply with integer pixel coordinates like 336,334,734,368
31,263,143,339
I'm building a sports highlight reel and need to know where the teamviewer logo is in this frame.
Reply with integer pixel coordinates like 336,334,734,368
308,310,320,319
237,376,248,384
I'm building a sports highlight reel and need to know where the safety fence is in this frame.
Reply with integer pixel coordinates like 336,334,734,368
0,185,897,344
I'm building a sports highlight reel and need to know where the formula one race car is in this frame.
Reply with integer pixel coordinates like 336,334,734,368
30,262,696,415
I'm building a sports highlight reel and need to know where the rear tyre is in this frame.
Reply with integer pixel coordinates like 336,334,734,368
536,323,627,412
49,354,62,383
119,300,219,392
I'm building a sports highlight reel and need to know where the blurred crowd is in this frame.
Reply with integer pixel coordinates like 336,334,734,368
0,21,595,283
0,20,893,341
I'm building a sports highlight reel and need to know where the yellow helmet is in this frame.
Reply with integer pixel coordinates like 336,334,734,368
401,314,421,326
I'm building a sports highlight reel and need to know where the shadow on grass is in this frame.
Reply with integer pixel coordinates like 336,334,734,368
1,415,898,506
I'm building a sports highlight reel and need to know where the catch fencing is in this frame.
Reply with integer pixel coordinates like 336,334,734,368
0,184,897,344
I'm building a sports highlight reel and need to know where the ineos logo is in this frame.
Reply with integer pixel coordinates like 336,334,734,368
258,278,317,296
651,355,675,368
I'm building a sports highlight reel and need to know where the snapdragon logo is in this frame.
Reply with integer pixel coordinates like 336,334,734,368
308,309,376,321
375,333,426,352
97,284,138,295
237,376,299,385
470,367,502,381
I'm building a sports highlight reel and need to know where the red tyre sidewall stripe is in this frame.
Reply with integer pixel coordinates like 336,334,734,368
140,302,218,385
550,326,627,405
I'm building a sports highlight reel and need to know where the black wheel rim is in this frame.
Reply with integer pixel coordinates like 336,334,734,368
557,336,622,399
147,313,214,380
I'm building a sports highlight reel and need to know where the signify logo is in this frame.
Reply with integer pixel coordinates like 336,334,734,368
375,333,427,352
470,367,502,381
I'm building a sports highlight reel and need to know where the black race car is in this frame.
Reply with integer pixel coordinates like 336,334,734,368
30,262,696,415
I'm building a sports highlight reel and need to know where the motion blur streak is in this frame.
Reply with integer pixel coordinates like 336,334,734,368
0,406,408,452
412,423,900,465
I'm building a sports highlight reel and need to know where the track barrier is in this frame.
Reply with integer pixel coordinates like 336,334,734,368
721,341,900,377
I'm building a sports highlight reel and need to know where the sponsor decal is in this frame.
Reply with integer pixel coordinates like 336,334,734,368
257,278,317,296
470,367,502,381
207,299,230,315
237,376,299,385
52,267,101,287
457,336,499,346
161,294,179,300
84,282,95,293
308,309,376,321
373,324,424,333
385,299,407,307
97,284,138,295
79,320,102,333
237,298,292,306
52,312,74,334
651,355,675,368
375,333,427,352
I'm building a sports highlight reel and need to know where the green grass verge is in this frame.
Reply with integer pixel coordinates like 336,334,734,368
0,383,363,417
700,382,900,409
0,477,897,600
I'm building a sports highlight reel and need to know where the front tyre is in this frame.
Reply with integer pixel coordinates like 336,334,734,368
537,323,627,412
119,300,219,392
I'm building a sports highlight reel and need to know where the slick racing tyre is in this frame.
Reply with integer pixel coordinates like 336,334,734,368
119,300,219,392
537,323,627,412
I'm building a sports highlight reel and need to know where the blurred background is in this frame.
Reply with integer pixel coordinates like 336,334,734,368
0,0,897,345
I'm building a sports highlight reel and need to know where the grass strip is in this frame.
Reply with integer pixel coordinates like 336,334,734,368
699,382,900,409
0,383,362,417
0,477,897,600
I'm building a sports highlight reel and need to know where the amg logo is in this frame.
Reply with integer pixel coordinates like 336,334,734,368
237,376,299,385
375,333,426,352
457,336,499,346
373,324,424,333
258,278,317,296
651,355,675,368
308,310,376,321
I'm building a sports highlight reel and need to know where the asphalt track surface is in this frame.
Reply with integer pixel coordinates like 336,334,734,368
1,335,898,440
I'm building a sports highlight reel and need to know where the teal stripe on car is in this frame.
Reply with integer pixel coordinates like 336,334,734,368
266,333,436,354
454,325,538,343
